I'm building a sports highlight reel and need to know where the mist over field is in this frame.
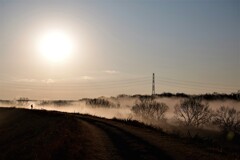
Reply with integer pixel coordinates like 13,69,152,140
1,95,239,136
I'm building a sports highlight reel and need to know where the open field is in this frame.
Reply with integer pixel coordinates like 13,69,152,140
0,107,239,160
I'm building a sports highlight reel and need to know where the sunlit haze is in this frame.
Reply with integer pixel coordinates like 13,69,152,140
37,29,74,62
0,0,239,100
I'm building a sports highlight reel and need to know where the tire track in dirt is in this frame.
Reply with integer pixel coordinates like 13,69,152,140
78,120,122,160
77,115,227,160
78,116,173,160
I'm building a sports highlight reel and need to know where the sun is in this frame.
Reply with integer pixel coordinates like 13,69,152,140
37,29,74,62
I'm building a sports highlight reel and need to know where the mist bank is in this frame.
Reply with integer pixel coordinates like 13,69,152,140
0,94,239,120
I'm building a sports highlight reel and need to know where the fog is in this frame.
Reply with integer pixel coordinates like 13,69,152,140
0,100,133,119
0,97,239,136
1,97,239,119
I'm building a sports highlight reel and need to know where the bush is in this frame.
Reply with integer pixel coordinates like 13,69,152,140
38,100,72,106
17,97,29,105
85,98,115,108
52,100,72,106
0,100,15,105
174,98,212,127
131,99,168,121
213,106,240,134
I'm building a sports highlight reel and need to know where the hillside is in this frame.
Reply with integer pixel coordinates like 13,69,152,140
0,107,238,160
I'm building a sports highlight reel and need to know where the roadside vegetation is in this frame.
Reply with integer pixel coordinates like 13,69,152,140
85,98,117,108
131,98,168,122
213,106,240,135
38,100,73,106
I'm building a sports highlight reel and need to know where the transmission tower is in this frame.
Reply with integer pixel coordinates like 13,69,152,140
152,73,155,96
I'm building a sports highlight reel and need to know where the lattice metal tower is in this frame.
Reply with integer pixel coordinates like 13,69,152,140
152,73,155,96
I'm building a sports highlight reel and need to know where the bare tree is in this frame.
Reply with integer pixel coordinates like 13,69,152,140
131,99,168,121
174,98,212,127
213,106,240,134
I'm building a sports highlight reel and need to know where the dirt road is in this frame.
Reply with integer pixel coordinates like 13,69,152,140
78,116,172,160
76,115,228,160
0,108,234,160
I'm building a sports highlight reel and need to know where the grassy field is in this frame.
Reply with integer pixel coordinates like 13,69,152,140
0,107,239,160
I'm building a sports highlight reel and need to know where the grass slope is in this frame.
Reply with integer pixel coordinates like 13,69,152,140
0,107,239,160
0,107,86,159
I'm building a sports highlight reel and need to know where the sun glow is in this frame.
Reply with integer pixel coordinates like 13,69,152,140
37,29,74,62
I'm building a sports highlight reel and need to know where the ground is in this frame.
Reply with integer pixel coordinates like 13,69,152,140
0,107,238,160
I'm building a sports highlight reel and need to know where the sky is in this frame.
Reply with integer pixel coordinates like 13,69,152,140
0,0,239,100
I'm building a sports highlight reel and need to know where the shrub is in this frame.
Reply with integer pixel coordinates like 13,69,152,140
52,100,72,106
17,97,29,105
131,99,168,121
213,106,240,134
38,100,72,106
174,98,212,127
86,98,115,108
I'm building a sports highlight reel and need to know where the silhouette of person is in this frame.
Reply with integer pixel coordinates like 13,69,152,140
31,104,33,109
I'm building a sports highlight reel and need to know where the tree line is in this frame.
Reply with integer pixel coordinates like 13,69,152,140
131,97,240,136
117,90,240,101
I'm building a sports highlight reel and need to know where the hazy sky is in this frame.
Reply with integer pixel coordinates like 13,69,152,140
0,0,239,99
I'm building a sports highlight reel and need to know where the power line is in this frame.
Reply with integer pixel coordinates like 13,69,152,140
156,75,239,88
0,78,151,90
0,75,238,93
156,79,238,90
159,79,236,93
0,76,150,86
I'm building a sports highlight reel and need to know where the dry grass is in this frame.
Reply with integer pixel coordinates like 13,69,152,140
0,107,239,160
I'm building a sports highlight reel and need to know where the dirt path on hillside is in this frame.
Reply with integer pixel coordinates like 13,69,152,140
79,116,172,160
77,115,225,160
0,108,234,160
